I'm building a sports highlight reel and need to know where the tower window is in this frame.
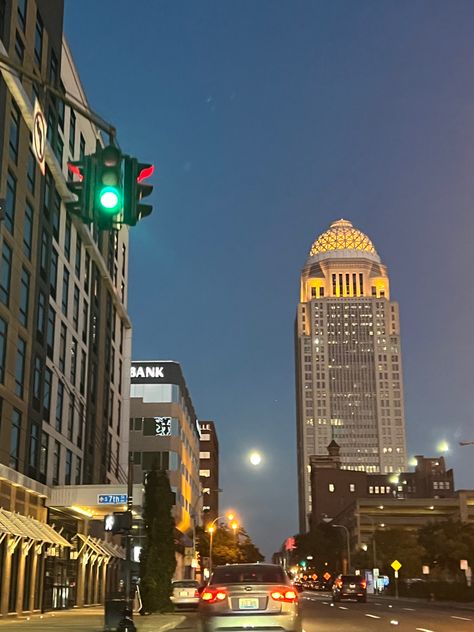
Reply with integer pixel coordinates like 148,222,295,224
332,274,336,295
328,483,335,492
319,287,324,297
311,287,316,297
371,286,376,296
359,273,364,295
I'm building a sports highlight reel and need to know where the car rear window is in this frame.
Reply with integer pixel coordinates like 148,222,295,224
173,580,199,588
342,576,363,583
211,565,286,584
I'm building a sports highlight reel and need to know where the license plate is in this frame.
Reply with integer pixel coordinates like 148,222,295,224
349,584,356,588
239,598,259,610
180,591,188,596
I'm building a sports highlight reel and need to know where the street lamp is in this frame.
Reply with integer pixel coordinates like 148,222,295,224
191,487,222,578
331,524,351,574
208,513,239,574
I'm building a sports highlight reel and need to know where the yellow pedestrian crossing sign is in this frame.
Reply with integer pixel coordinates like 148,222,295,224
391,560,402,572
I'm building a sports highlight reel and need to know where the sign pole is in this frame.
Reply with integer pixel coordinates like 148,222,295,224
394,570,399,598
125,452,134,613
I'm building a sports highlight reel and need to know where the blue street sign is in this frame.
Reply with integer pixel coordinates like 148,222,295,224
97,494,128,505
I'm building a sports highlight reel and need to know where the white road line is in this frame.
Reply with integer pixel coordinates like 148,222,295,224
365,614,381,619
451,616,472,621
338,606,348,610
402,607,416,611
416,628,436,632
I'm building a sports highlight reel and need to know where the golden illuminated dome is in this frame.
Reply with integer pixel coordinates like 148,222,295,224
309,218,380,262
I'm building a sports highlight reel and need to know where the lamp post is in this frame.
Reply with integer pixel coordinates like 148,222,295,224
332,524,351,574
208,513,238,574
191,488,222,578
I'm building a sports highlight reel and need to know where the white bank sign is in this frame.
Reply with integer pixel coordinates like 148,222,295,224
130,365,164,379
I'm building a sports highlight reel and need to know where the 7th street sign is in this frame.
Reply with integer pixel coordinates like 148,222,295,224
97,494,127,505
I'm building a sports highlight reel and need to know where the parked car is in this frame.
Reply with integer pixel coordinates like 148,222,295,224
332,574,367,603
171,579,200,609
199,563,301,632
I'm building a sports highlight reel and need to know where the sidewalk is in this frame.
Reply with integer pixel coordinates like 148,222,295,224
0,607,187,632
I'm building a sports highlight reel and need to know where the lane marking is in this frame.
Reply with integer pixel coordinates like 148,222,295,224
416,628,435,632
402,607,416,611
365,614,381,619
338,606,348,610
451,616,472,621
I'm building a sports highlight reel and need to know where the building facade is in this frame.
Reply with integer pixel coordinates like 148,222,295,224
295,219,407,531
129,361,201,538
0,0,131,615
310,442,455,527
199,420,219,526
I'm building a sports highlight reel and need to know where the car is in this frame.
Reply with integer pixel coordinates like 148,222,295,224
332,574,367,602
171,579,200,609
199,563,301,632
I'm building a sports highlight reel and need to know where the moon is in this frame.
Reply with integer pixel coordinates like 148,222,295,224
249,451,262,466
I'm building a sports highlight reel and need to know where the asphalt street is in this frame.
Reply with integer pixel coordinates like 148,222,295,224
299,592,474,632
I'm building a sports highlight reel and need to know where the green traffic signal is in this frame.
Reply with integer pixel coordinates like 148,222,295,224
95,144,123,228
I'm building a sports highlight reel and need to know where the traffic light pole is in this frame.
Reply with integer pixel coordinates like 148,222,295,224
125,452,134,613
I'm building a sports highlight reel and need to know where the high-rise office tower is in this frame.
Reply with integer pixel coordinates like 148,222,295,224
295,219,407,531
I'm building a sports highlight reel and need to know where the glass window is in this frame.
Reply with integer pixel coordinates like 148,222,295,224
43,169,53,217
50,248,58,298
17,0,27,31
43,367,52,417
72,285,79,330
79,133,85,159
23,202,33,259
14,31,24,62
52,191,60,240
56,381,64,432
64,215,72,259
82,301,88,344
9,103,20,163
67,394,74,441
19,267,30,327
75,456,82,484
75,235,82,277
15,337,26,398
70,338,77,384
80,350,86,395
59,323,66,372
53,440,60,485
36,291,45,338
69,109,76,153
40,230,49,275
29,423,39,469
10,409,21,470
34,14,43,65
62,267,69,315
33,355,41,402
329,483,335,492
27,148,36,195
5,171,16,235
46,308,55,358
39,431,48,478
65,449,72,485
0,242,12,306
0,318,7,384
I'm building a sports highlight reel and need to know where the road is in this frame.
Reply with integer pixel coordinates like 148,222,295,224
174,593,474,632
299,592,474,631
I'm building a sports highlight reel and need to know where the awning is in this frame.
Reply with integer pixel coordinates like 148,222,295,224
0,508,70,547
75,533,125,560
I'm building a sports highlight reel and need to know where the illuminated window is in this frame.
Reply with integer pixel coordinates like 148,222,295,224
329,483,335,492
349,484,355,492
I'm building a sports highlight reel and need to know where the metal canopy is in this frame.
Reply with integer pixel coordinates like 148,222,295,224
0,508,71,547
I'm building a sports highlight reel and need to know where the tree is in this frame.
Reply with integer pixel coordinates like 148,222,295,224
418,520,474,579
372,528,426,578
294,523,342,574
140,467,176,613
196,524,264,568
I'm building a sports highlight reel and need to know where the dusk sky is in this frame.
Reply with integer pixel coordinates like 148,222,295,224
65,0,474,558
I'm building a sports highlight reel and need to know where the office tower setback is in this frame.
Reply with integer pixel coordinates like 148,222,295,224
295,219,407,531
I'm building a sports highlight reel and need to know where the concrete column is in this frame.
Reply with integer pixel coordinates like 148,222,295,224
93,560,101,604
101,561,108,603
15,542,27,615
76,554,88,607
28,546,40,612
1,537,13,616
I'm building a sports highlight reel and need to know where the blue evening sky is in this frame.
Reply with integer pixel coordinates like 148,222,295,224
65,0,474,558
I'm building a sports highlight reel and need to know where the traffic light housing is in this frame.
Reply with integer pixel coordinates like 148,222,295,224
66,154,96,223
123,156,154,226
95,144,123,229
104,510,133,535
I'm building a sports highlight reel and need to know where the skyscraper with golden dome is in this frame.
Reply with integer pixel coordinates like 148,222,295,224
295,219,408,531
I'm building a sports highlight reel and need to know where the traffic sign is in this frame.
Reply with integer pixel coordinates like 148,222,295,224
391,560,402,572
323,572,331,581
33,99,46,175
97,493,128,505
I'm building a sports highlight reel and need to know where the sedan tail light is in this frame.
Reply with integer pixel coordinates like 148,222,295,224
335,579,343,589
194,589,200,598
360,580,367,589
201,588,228,604
270,587,298,603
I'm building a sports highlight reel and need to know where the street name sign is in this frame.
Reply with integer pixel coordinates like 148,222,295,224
97,493,128,505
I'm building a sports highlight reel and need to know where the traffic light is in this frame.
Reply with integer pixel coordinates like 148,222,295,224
95,144,123,229
66,154,96,223
104,510,133,535
123,156,154,226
